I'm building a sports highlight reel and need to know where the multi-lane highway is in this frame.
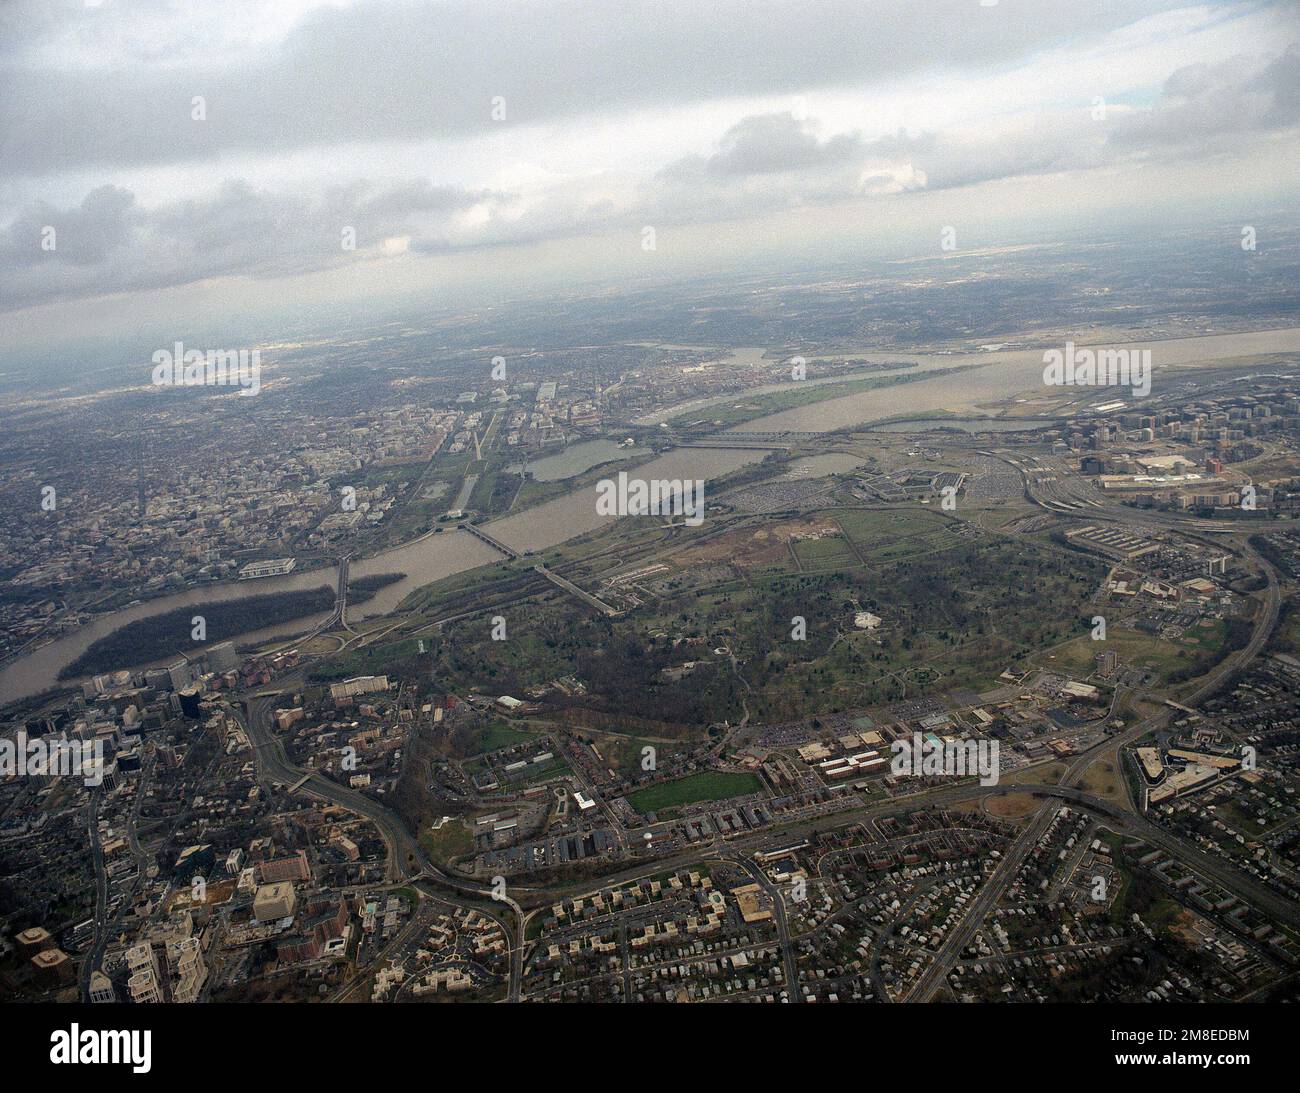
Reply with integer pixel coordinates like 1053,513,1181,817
212,458,1286,1004
901,513,1285,999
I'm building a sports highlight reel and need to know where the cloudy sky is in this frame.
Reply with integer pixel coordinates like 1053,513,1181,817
1,0,1297,350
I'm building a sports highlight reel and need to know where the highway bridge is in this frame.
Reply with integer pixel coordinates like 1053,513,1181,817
458,522,520,559
330,554,353,631
676,429,814,446
534,564,620,617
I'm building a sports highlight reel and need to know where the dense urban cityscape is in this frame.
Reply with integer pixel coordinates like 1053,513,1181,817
1,0,1298,1070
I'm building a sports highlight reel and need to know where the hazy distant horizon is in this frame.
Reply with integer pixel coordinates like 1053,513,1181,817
3,201,1299,402
2,0,1298,367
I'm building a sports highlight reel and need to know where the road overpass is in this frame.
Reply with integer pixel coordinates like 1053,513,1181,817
534,564,620,617
458,522,520,559
331,554,353,632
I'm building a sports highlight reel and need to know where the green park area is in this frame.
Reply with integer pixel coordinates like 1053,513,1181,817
628,771,763,815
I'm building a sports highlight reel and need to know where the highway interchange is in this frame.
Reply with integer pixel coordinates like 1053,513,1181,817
78,435,1294,1003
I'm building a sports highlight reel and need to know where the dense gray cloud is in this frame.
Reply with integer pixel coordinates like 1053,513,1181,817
652,115,927,227
0,176,493,309
1260,46,1300,125
0,0,1192,176
655,43,1300,218
1109,46,1300,148
685,114,864,177
0,186,136,267
1,1,1297,315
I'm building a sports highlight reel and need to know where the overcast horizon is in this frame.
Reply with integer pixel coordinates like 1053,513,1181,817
2,0,1298,358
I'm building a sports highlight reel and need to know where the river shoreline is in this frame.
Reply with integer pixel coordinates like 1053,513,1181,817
4,324,1298,707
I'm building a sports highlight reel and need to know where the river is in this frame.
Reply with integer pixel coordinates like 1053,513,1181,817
0,447,769,704
506,438,650,481
734,328,1300,433
7,326,1297,705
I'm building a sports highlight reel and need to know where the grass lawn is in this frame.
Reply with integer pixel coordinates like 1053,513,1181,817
1036,627,1187,680
1076,759,1127,805
793,536,859,570
835,508,947,542
504,757,571,787
467,722,544,756
628,771,763,814
829,507,956,565
586,732,682,778
420,819,474,866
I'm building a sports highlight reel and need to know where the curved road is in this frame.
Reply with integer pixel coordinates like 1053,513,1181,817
237,692,526,999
